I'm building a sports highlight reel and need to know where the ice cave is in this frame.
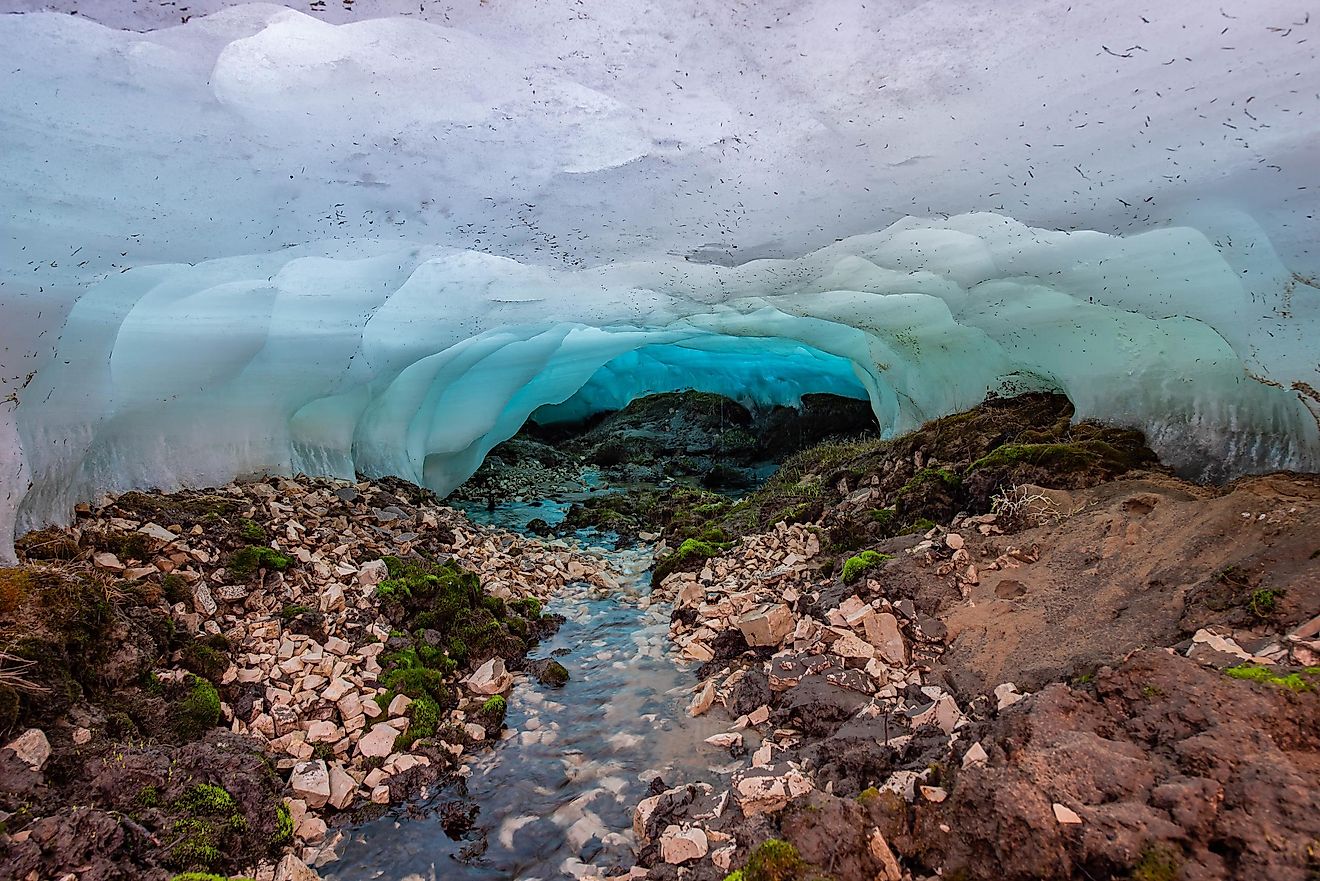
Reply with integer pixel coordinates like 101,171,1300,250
3,0,1319,563
2,2,1320,880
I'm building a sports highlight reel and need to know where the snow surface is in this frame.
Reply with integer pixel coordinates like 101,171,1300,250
1,1,1318,560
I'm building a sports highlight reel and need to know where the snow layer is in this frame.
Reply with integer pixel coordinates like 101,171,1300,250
1,2,1318,560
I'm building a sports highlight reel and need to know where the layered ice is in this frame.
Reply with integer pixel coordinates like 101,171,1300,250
1,1,1318,560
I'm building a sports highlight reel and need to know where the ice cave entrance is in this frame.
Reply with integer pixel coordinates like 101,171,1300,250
528,339,870,425
416,334,873,492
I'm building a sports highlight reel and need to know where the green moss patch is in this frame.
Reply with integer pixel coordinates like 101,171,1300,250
225,546,291,581
740,838,807,881
171,674,222,739
652,537,733,585
842,550,892,584
1224,664,1316,692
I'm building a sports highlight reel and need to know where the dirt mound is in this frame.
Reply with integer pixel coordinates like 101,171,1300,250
913,649,1320,881
890,472,1320,695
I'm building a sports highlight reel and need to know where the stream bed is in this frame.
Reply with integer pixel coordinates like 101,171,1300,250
324,500,730,881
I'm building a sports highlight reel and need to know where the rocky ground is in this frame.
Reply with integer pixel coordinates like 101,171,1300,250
2,391,1318,881
0,476,615,881
613,396,1320,881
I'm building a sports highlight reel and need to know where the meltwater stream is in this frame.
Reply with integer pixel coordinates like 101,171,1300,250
324,499,731,881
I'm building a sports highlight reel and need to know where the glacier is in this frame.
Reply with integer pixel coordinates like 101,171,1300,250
1,0,1319,562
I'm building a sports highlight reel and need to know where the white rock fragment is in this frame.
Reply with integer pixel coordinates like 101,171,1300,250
660,825,709,864
4,728,50,771
289,759,330,809
1053,803,1083,825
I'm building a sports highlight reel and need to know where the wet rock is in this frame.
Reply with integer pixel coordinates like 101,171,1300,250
727,669,772,716
772,676,869,738
528,658,570,688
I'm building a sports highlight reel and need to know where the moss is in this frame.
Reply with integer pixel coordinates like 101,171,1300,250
170,874,255,881
856,786,880,803
13,527,81,561
723,873,745,881
1248,588,1279,619
969,438,1152,477
180,641,229,682
742,839,807,881
510,597,542,619
225,546,291,581
1225,664,1313,692
237,519,267,542
379,666,446,702
536,660,570,687
114,490,241,522
171,674,222,739
162,573,192,605
899,517,936,535
842,550,892,584
652,538,734,584
270,803,293,848
1131,843,1181,881
137,785,161,808
0,568,32,616
279,604,311,620
178,784,238,815
869,508,897,532
166,784,248,872
394,694,441,750
481,695,506,718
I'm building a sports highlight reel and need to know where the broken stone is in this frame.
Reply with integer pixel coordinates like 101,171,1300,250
660,825,709,864
290,759,331,809
737,603,795,647
869,828,902,881
357,722,400,758
994,682,1025,710
4,728,50,771
863,612,906,665
688,680,715,717
465,657,513,695
327,762,356,811
732,766,813,817
1053,802,1083,825
274,854,322,881
357,560,388,589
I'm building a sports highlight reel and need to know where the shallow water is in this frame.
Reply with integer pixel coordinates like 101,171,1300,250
323,501,729,881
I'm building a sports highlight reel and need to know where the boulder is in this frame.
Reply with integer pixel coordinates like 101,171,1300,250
275,854,322,881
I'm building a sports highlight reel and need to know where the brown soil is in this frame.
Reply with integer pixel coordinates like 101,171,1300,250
881,472,1320,695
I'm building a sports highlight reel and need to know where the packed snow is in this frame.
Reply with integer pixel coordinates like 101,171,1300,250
1,1,1318,561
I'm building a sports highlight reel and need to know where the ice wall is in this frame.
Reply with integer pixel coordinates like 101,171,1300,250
1,2,1318,561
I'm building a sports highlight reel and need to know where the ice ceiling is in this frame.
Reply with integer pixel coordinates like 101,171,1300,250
2,0,1319,561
